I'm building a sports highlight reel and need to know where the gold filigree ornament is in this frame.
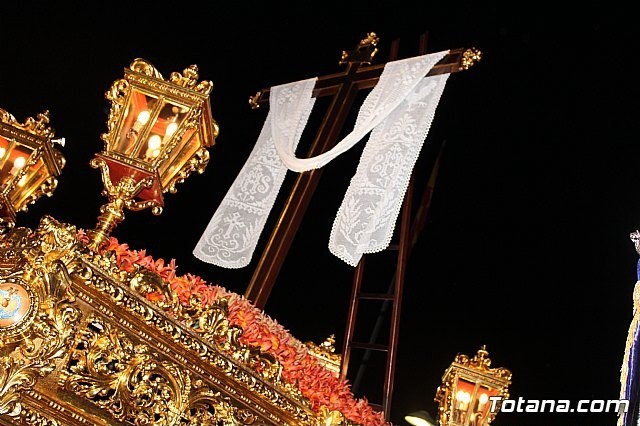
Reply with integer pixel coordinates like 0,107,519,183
461,48,482,70
305,334,341,378
0,216,81,418
60,313,190,425
340,32,379,65
318,405,345,426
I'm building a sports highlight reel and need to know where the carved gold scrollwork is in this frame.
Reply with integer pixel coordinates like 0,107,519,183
0,356,36,416
169,64,213,95
129,268,181,313
0,109,53,138
61,314,189,426
131,269,287,388
317,406,345,426
0,228,35,267
102,78,130,151
0,216,323,425
25,215,79,269
182,296,230,343
180,380,257,425
180,296,283,384
0,217,81,418
130,59,165,79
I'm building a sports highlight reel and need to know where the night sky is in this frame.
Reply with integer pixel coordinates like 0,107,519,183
1,3,639,425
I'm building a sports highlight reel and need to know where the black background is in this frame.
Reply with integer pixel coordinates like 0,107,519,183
1,3,638,425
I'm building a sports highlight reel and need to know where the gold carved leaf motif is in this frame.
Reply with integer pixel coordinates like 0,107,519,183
0,216,81,418
61,314,190,426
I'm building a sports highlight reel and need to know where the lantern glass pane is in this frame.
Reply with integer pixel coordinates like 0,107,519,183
452,378,475,425
10,157,46,208
135,100,190,163
113,90,160,156
474,385,499,426
0,136,12,185
0,144,34,192
158,128,198,190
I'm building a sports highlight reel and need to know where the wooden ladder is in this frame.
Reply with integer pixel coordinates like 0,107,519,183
339,136,445,418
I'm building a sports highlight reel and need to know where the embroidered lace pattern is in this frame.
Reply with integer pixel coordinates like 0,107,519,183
192,78,316,268
329,73,449,265
272,51,448,172
194,51,450,268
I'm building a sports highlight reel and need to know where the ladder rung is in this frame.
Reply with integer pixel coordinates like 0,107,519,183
350,342,389,352
359,292,395,301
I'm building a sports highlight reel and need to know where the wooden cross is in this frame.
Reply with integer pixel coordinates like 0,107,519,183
244,32,480,309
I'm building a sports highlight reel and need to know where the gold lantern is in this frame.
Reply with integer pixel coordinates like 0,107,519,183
0,109,65,229
435,346,512,426
88,58,219,251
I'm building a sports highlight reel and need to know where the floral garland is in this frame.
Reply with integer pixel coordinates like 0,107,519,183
81,233,388,426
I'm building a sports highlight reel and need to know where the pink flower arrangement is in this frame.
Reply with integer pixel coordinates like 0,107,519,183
79,232,389,426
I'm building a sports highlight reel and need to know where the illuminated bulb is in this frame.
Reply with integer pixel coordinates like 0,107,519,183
0,147,5,158
166,122,178,136
17,176,26,187
479,393,489,405
404,411,436,426
13,156,26,170
404,415,433,426
456,391,466,402
137,110,150,125
152,149,161,157
148,135,162,150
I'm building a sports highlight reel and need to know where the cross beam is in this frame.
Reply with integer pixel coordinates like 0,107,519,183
243,34,481,309
249,47,479,109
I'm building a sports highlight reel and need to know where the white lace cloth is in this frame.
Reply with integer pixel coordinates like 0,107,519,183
192,78,316,268
329,72,449,265
194,51,449,268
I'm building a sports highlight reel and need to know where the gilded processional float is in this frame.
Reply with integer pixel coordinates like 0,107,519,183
0,33,506,426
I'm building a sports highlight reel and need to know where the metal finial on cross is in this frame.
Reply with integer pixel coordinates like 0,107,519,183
339,32,379,65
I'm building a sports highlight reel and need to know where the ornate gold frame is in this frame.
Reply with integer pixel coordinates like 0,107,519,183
0,216,346,425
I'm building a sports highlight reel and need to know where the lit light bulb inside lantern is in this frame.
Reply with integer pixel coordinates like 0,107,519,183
130,110,151,136
166,122,178,136
144,135,163,160
17,175,26,187
137,110,150,125
10,156,26,175
456,390,471,411
148,135,162,150
477,392,489,413
0,147,5,159
479,393,488,405
13,157,25,170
